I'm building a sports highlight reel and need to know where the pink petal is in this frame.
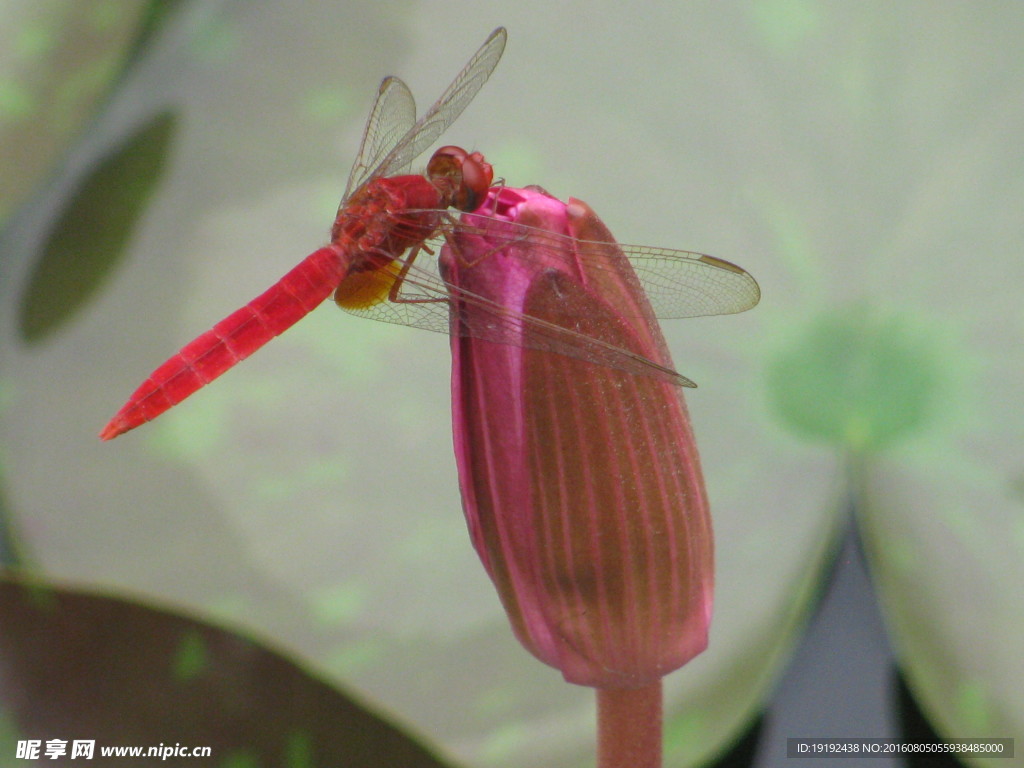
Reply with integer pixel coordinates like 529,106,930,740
446,189,712,688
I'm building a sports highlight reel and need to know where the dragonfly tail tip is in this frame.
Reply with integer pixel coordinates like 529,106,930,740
99,419,127,441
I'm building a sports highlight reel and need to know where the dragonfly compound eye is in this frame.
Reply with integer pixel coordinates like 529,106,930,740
428,146,494,211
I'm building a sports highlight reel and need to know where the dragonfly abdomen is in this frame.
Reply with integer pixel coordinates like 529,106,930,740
99,245,346,439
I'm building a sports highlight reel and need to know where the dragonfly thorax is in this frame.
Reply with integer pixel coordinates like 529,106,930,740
330,176,445,267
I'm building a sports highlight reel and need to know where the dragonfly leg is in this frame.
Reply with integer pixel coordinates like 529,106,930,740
480,177,506,216
456,233,526,271
432,210,521,271
387,246,448,305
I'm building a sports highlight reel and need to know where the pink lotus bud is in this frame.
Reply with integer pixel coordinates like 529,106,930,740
442,187,713,688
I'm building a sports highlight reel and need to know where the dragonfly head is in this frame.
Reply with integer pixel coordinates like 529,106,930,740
427,146,493,212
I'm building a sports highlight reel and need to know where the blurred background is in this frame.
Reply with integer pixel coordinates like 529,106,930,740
1,1,1021,766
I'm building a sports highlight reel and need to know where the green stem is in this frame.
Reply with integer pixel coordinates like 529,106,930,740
596,680,663,768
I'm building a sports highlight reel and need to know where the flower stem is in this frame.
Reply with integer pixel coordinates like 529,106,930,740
596,680,663,768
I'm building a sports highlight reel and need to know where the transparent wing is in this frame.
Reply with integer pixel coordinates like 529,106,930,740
338,213,760,385
343,76,417,201
341,241,693,386
352,27,507,190
611,248,760,319
391,212,761,319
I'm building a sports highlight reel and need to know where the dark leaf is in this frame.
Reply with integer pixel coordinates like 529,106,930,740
18,111,176,343
898,670,970,768
0,575,460,767
129,1,192,65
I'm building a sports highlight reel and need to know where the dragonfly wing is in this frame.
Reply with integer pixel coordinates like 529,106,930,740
427,211,761,320
617,246,761,319
366,27,506,184
336,207,758,385
337,232,694,387
343,76,417,201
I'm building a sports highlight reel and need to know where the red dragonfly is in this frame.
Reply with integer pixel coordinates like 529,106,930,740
101,27,760,441
101,29,507,440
